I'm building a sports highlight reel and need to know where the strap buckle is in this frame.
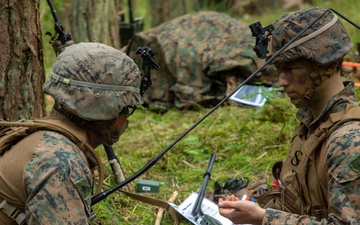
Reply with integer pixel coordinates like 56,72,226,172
0,199,26,225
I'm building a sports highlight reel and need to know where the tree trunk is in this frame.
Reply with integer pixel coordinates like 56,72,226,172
70,0,121,49
148,0,187,27
0,0,45,121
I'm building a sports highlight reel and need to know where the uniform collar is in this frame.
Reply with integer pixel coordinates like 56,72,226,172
296,81,356,128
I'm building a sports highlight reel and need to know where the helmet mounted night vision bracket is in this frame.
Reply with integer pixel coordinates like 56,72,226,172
249,21,274,59
136,46,160,96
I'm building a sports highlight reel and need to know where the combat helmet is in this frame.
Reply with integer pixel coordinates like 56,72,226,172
267,7,352,66
43,42,143,121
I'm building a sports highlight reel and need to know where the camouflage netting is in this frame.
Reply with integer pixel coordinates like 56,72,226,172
123,11,277,110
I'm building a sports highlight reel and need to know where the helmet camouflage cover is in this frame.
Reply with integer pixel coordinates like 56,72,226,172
43,42,143,121
268,7,353,65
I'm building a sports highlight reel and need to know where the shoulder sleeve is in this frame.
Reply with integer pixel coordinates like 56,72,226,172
263,121,360,224
24,131,92,225
325,121,360,222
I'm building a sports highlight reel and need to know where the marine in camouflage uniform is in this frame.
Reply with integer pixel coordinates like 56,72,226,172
124,11,277,110
218,7,360,224
0,42,143,224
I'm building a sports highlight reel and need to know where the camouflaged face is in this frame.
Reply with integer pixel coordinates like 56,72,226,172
43,42,143,121
268,7,353,65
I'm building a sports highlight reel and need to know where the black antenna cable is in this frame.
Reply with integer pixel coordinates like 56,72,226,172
91,8,360,205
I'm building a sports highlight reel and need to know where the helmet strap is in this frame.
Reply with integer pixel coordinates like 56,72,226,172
99,119,128,145
301,59,332,101
95,124,115,145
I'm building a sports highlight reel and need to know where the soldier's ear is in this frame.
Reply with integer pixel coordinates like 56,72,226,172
323,60,342,75
315,60,341,76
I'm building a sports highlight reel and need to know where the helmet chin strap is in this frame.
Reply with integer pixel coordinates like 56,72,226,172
106,119,128,145
300,59,333,107
97,118,129,145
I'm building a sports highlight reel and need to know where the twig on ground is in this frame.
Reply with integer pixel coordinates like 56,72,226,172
155,191,178,225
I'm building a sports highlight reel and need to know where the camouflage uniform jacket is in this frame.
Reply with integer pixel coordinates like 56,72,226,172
263,82,360,224
0,112,93,224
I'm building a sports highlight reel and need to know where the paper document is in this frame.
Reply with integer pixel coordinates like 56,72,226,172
169,192,233,225
230,84,271,107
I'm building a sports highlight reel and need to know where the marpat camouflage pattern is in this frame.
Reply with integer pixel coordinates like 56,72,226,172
43,42,143,121
1,42,142,224
267,7,353,65
263,82,360,224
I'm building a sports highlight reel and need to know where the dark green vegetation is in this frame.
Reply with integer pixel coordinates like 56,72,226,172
40,0,360,224
93,96,297,224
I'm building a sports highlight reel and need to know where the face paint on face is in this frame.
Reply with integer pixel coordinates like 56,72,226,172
104,106,136,145
107,115,128,144
276,61,313,108
112,118,128,138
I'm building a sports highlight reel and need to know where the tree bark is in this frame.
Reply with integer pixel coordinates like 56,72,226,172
0,0,45,121
70,0,121,49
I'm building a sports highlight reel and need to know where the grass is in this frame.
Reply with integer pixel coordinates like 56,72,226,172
92,95,297,225
39,0,360,224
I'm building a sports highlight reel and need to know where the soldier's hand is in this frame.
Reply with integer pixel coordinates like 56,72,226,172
218,195,265,225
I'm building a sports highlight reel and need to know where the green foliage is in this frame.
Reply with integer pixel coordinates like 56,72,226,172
39,0,360,224
92,92,295,224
